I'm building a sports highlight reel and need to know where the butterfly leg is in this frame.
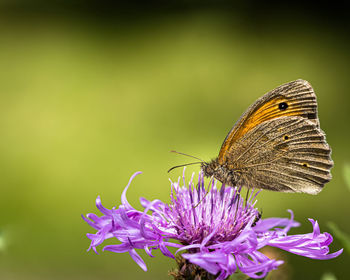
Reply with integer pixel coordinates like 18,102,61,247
245,188,250,207
194,175,214,208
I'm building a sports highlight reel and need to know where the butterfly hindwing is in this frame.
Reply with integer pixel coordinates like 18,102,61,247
224,116,332,194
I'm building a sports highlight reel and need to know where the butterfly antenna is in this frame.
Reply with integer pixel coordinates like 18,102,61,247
170,150,205,162
167,162,202,173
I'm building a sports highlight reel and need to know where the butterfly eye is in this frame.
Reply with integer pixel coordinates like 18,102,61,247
278,102,288,111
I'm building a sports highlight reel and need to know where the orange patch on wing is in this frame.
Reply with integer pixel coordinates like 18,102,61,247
218,97,305,163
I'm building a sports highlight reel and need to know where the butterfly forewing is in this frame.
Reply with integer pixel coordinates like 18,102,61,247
218,79,319,165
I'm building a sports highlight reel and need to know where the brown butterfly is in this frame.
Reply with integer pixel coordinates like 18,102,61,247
200,79,333,194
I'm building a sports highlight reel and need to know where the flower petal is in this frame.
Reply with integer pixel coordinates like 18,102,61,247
267,219,343,260
182,252,222,275
121,172,142,210
129,249,147,271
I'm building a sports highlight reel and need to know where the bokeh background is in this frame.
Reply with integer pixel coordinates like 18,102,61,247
0,1,349,279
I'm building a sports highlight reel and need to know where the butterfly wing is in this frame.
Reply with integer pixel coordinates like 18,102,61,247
217,79,333,194
218,79,319,165
223,116,333,194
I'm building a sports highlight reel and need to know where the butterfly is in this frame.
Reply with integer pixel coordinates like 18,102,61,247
200,79,333,194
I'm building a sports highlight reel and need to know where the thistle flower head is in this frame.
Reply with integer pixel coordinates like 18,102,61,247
167,172,258,246
82,170,342,279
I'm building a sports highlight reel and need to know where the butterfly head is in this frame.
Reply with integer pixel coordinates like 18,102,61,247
201,159,237,187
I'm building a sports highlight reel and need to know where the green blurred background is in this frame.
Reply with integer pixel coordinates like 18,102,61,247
0,1,349,279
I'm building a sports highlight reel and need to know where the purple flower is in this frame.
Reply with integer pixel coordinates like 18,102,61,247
82,170,343,279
